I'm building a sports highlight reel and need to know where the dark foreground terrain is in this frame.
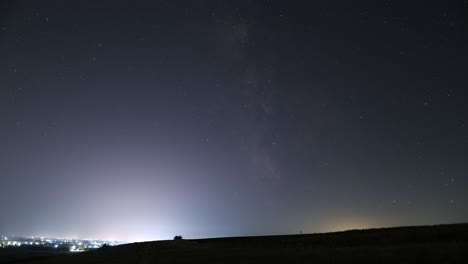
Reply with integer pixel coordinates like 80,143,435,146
2,224,468,263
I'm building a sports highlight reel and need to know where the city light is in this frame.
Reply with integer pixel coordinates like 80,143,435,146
0,235,125,251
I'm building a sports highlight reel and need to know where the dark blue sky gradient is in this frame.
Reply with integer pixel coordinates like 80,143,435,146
1,1,468,241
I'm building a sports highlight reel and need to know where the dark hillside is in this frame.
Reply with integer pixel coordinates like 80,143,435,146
3,223,468,264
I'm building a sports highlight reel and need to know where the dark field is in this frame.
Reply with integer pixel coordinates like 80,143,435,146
2,224,468,264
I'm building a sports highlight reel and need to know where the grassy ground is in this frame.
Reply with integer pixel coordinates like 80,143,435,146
2,223,468,263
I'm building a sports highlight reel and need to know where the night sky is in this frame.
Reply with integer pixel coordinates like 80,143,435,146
1,1,468,242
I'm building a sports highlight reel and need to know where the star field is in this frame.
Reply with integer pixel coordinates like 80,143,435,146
1,1,468,242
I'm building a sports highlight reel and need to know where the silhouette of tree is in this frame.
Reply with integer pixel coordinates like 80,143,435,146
174,235,183,240
99,243,110,250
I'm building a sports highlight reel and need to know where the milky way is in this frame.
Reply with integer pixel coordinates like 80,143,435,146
1,1,467,242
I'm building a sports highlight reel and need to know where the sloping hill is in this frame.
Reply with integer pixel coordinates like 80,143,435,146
5,223,468,263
